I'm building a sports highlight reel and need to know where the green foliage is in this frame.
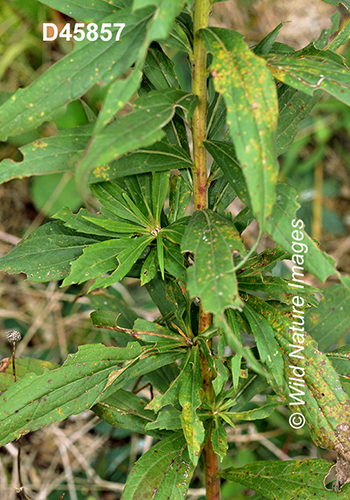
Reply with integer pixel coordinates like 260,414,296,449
1,1,350,499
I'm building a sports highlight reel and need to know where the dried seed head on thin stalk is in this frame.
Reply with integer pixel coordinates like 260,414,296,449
6,330,22,343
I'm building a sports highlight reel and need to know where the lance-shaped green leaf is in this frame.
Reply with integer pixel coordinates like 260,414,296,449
94,69,142,135
79,90,197,184
201,27,279,228
121,432,195,500
220,459,350,499
143,42,179,90
0,221,105,283
205,140,337,282
53,207,122,237
181,209,245,319
0,8,154,141
90,234,154,290
102,139,193,182
267,44,350,106
62,238,130,286
179,346,205,465
305,281,350,351
211,418,228,462
243,303,284,389
0,125,93,184
168,174,191,223
133,0,185,41
38,0,126,22
0,342,144,445
92,389,163,437
141,247,158,285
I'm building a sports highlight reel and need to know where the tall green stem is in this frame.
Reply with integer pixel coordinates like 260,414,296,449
192,0,210,210
192,1,220,498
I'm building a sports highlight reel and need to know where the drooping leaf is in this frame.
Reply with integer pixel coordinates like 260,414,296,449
145,349,192,412
220,459,350,499
201,27,279,227
181,209,245,319
0,221,105,283
141,247,158,285
0,8,155,141
78,89,197,184
276,85,321,156
121,432,195,500
53,207,124,238
238,275,319,306
0,125,92,184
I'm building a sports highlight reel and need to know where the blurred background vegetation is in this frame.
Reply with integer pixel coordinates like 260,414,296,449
0,0,349,499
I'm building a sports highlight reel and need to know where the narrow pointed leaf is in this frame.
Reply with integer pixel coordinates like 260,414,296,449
243,303,284,388
168,174,192,223
90,235,154,290
201,27,279,227
62,238,130,286
94,69,142,135
211,418,228,462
